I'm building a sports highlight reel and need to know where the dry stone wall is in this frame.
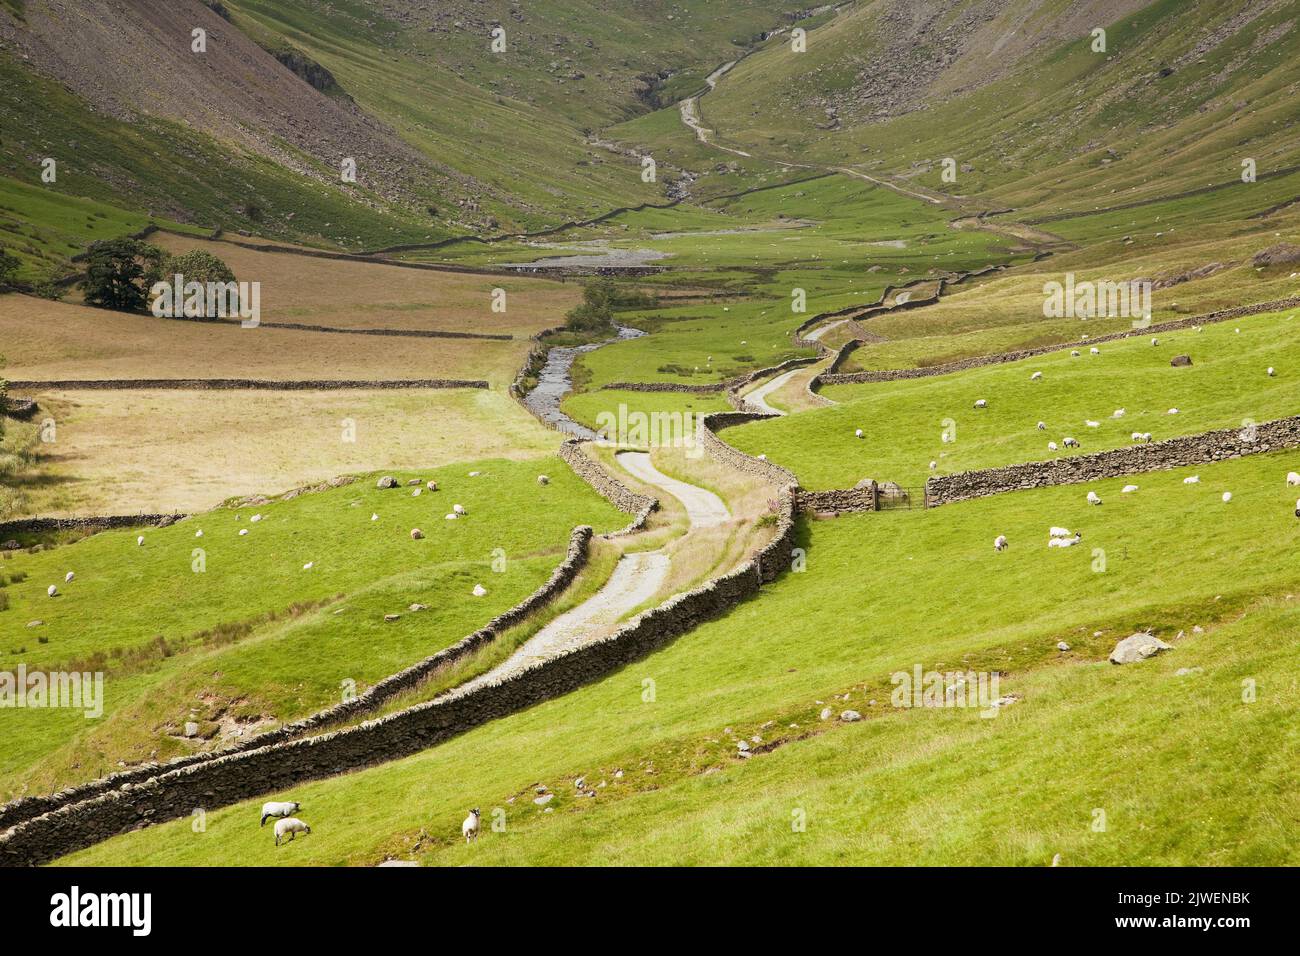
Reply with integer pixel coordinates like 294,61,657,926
699,411,800,487
0,514,182,540
557,440,658,535
926,415,1300,506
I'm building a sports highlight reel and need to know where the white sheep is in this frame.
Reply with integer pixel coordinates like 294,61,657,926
64,571,75,583
854,428,864,439
1131,431,1142,441
453,504,466,515
136,535,144,546
1086,491,1102,506
1048,533,1082,548
1113,409,1125,418
1151,338,1159,346
1031,371,1042,381
1122,484,1139,493
195,530,203,538
1222,491,1232,503
250,514,263,523
974,399,987,409
371,513,379,521
994,535,1008,552
757,454,768,460
1090,347,1100,355
462,808,481,843
1267,367,1275,377
1063,437,1079,448
1037,421,1046,430
1049,527,1072,538
1295,498,1300,518
537,474,550,485
426,480,438,491
411,488,422,497
1168,408,1179,415
239,528,249,536
929,460,937,470
1048,441,1058,451
261,801,300,827
1085,420,1099,428
1140,432,1152,442
47,584,58,597
1285,472,1300,487
411,528,425,540
1071,350,1080,357
303,562,314,571
1184,476,1200,484
472,584,487,597
274,817,311,846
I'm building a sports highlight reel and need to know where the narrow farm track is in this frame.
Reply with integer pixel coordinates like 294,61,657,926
460,450,729,688
742,369,800,415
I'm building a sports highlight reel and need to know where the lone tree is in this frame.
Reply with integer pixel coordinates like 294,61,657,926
158,248,239,318
81,238,165,312
564,276,618,334
0,247,19,289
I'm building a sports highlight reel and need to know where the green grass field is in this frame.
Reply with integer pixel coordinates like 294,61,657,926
0,455,625,797
727,307,1300,491
59,449,1300,865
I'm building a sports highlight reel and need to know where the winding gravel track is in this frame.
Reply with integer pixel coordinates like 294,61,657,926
742,369,801,415
458,450,728,687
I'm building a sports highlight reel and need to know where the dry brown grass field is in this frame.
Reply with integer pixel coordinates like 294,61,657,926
13,388,558,517
0,296,526,384
151,234,578,336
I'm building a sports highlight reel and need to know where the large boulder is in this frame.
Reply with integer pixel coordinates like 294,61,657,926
853,478,877,491
1170,354,1193,367
878,481,907,500
1109,632,1173,664
376,476,398,489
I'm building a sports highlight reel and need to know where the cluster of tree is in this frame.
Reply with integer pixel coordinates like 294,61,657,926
80,239,236,315
563,277,658,334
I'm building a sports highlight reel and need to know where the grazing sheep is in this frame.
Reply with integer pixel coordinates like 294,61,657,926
1090,347,1100,355
993,535,1008,552
444,513,458,521
1151,338,1159,346
1113,409,1125,418
1140,432,1152,442
261,801,300,827
1285,472,1300,487
136,536,145,546
1122,485,1139,493
303,562,314,571
854,428,864,439
238,529,248,536
1222,491,1233,503
410,528,425,540
1048,441,1058,451
453,504,466,515
371,513,379,521
537,474,550,485
426,480,438,491
462,809,481,844
1085,420,1099,428
757,454,768,461
1184,476,1200,484
974,399,987,409
64,571,74,583
929,460,937,470
1131,431,1141,441
195,530,203,538
1063,437,1079,448
250,514,262,523
468,470,482,477
1037,421,1046,430
273,817,311,846
1267,367,1275,377
1168,408,1179,415
1086,491,1102,506
1071,350,1080,357
1031,371,1042,381
472,584,487,597
1048,533,1082,548
47,584,58,597
1295,498,1300,518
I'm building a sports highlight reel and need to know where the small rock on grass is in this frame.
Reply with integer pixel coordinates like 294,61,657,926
840,710,862,722
1109,632,1172,664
